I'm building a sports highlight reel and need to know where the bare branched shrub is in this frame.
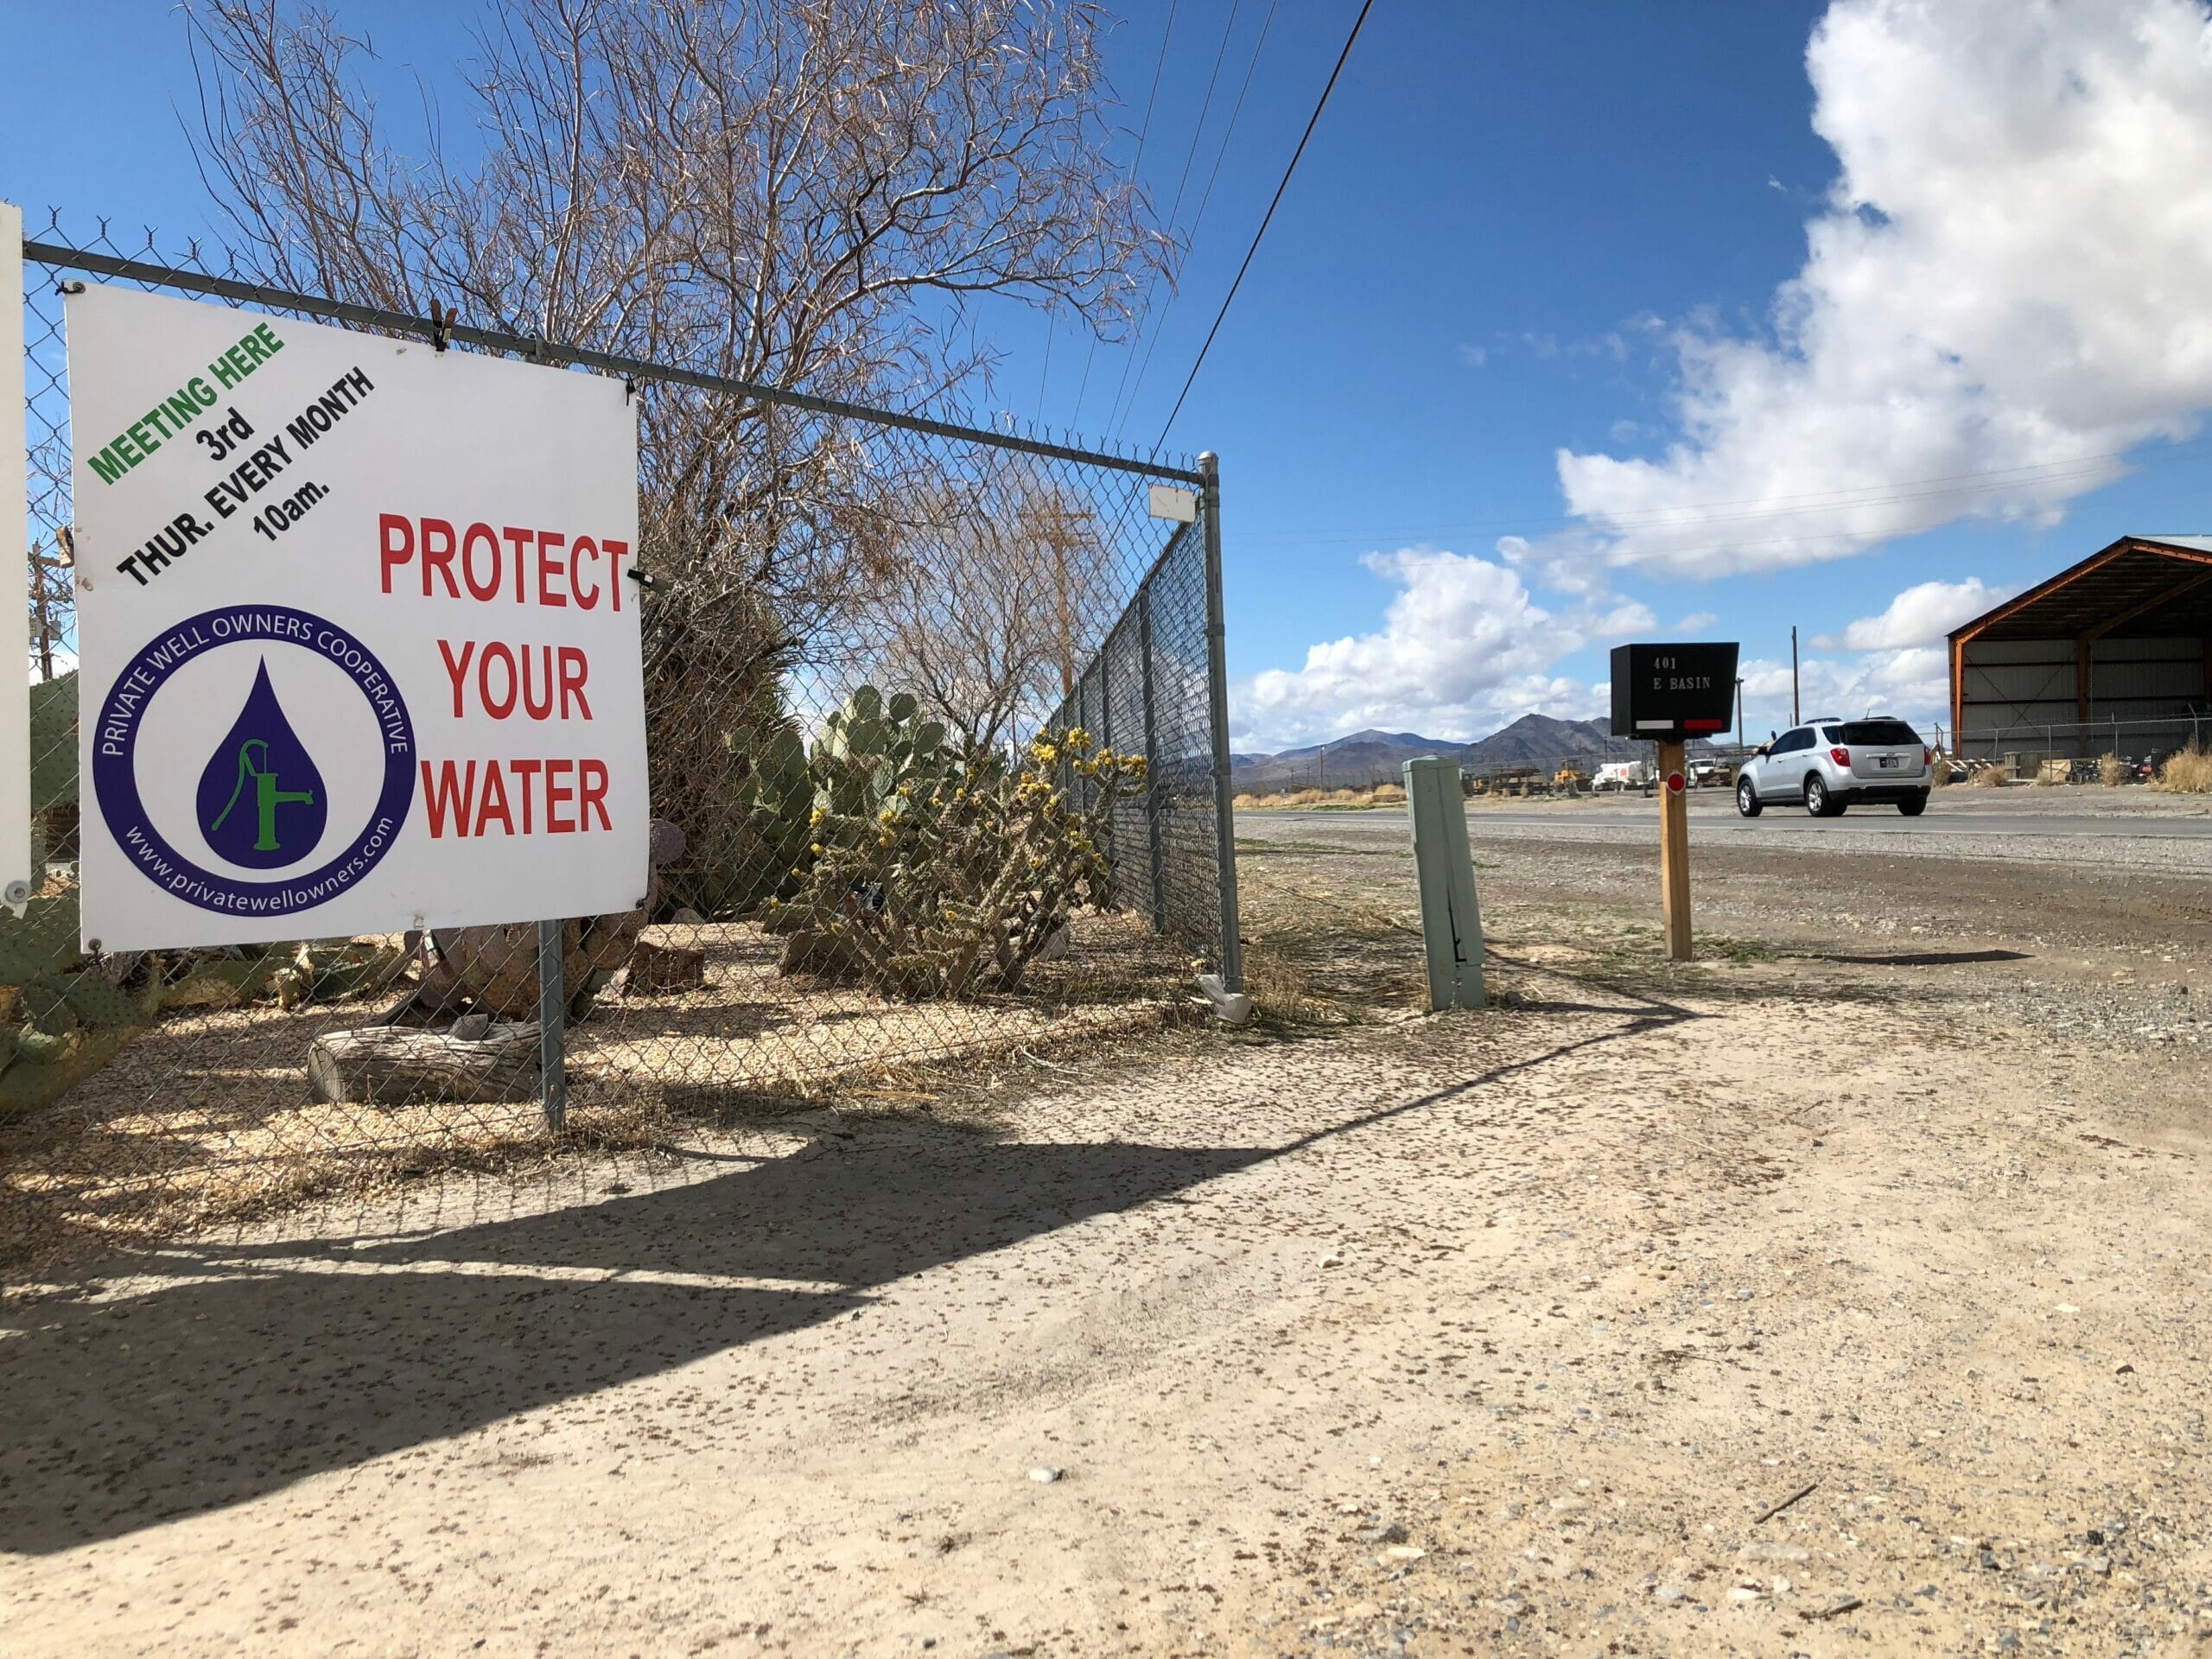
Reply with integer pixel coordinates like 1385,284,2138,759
2099,751,2128,786
184,0,1175,887
865,465,1120,753
1971,764,2010,787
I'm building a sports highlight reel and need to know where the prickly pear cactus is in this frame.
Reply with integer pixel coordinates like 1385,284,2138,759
808,686,954,822
747,685,957,924
721,717,815,915
768,722,1145,999
0,889,162,1116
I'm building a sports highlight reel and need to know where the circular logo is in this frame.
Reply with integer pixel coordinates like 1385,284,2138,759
1666,771,1686,794
93,607,415,918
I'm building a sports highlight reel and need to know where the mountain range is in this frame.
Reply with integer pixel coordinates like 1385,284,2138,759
1230,712,1681,791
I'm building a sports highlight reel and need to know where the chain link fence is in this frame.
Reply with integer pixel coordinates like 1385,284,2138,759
5,213,1241,1263
1944,714,2210,772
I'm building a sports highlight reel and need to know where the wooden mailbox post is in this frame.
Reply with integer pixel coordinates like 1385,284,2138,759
1610,642,1740,963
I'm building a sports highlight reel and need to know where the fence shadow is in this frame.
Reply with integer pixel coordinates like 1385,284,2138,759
0,1129,1267,1556
1794,949,2031,968
3,969,1690,1558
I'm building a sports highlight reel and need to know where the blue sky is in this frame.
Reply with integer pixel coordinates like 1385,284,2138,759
10,0,2212,749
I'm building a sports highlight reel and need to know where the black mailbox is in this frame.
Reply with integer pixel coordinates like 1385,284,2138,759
1610,642,1739,739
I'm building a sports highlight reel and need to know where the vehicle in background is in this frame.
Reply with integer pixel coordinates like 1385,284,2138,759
1736,715,1932,817
1592,760,1656,793
1687,757,1732,789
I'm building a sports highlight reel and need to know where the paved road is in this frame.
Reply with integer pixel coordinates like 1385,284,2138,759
1253,799,2212,842
1242,792,2212,872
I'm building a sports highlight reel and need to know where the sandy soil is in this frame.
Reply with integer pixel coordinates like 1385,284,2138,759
0,911,1188,1264
5,810,2211,1657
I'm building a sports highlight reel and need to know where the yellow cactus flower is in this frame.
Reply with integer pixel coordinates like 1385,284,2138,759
809,842,823,856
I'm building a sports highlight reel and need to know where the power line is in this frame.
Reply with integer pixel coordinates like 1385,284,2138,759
1249,431,2212,546
1104,0,1246,436
1156,0,1376,449
1076,0,1180,430
1243,472,2212,569
1033,304,1056,424
1111,0,1279,442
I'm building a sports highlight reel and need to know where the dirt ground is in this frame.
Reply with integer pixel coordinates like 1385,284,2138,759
7,796,2212,1657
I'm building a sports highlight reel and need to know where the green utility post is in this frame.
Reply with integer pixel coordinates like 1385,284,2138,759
1402,756,1484,1011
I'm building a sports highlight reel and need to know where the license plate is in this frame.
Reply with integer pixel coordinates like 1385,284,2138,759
1878,756,1896,768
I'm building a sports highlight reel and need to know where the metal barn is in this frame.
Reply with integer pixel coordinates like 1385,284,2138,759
1948,534,2212,760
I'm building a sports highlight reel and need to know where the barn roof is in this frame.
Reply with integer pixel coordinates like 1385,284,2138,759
1950,536,2212,644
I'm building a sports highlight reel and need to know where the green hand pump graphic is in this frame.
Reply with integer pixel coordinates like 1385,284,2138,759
209,737,318,853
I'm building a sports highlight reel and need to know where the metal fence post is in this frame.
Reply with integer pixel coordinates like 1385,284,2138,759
1137,584,1166,929
1,201,29,912
537,918,567,1132
1198,452,1245,993
1096,627,1116,849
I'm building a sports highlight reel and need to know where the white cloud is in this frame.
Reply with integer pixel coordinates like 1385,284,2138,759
1529,0,2212,586
1734,574,1999,734
1459,343,1488,369
1231,548,1631,750
1675,611,1719,632
1738,645,1952,735
1811,576,2009,651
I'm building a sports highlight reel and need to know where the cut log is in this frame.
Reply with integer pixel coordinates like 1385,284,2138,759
307,1020,543,1106
623,939,705,995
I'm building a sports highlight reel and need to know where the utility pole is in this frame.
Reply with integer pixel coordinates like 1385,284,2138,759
31,540,53,681
1790,626,1801,725
1037,499,1079,701
1318,744,1325,791
1735,677,1745,747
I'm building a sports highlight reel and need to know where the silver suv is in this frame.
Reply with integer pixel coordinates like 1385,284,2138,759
1736,716,1931,817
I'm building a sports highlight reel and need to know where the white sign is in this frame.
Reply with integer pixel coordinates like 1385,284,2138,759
68,285,646,950
1147,482,1198,524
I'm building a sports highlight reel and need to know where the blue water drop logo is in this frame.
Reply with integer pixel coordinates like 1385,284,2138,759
196,658,327,868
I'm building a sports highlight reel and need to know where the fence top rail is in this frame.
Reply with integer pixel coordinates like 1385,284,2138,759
22,234,1206,487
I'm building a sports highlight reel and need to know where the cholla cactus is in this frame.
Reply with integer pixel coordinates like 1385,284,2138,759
768,721,1147,998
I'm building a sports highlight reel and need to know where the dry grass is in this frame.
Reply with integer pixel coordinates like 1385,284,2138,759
2100,752,2129,787
1235,784,1408,810
2157,745,2212,793
1930,754,1954,787
1238,947,1350,1032
0,912,1191,1270
1972,764,2012,788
